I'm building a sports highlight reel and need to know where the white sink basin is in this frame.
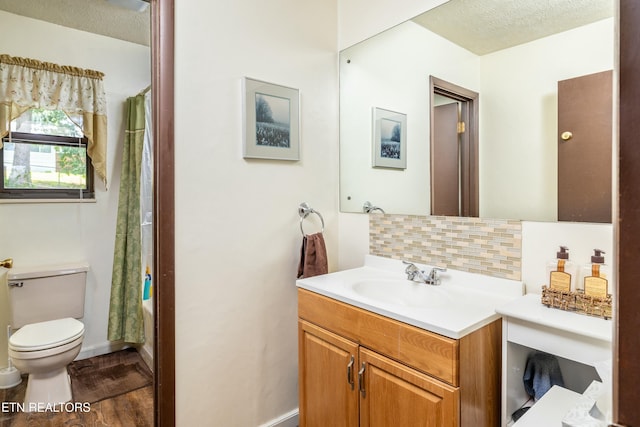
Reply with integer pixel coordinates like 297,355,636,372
296,255,524,339
351,279,451,308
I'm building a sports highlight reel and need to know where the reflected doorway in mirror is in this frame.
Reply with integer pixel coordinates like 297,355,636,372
430,76,479,217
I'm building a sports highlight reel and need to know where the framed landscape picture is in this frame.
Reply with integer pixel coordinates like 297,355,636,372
243,77,300,161
372,107,406,169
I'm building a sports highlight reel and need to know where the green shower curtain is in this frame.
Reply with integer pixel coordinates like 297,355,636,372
108,94,146,344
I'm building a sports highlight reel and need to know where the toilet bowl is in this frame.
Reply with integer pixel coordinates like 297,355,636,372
8,318,85,409
6,262,89,410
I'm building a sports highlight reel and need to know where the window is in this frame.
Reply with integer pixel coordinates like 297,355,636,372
0,109,94,199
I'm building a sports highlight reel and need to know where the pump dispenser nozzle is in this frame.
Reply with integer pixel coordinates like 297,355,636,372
591,249,605,264
557,246,570,259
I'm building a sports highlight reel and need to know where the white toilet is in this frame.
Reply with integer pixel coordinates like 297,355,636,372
6,262,89,409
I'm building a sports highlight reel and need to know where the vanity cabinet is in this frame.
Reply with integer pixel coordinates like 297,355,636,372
298,288,501,427
299,320,458,427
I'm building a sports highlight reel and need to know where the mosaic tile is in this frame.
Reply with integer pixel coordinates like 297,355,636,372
369,215,522,281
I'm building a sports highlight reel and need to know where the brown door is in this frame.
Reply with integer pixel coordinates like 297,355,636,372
432,102,460,216
557,70,613,223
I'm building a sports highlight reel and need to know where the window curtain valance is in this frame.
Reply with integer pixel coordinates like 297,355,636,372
0,54,109,186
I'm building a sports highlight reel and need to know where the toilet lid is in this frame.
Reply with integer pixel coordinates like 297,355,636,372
9,318,84,351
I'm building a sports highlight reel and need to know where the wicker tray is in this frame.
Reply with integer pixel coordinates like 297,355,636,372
541,285,612,320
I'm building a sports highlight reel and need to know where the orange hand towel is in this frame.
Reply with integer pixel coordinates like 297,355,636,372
297,232,328,278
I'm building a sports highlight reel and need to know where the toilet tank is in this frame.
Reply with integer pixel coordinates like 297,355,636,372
7,262,89,329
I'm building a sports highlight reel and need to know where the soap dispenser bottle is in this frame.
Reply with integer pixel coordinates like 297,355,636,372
581,249,610,298
546,246,577,292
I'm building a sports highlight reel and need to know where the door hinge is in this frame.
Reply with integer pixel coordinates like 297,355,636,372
457,121,466,134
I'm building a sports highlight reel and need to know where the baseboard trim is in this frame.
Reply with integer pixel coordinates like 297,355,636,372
77,340,126,361
138,342,154,372
258,409,299,427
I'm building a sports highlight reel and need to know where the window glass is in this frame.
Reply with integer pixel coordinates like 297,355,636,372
10,108,83,137
1,109,93,199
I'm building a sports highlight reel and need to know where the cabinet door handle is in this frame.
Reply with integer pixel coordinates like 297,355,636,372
346,355,355,390
358,362,366,398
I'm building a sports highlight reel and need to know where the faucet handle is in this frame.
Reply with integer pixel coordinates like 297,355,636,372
402,260,419,272
402,261,422,281
428,267,447,285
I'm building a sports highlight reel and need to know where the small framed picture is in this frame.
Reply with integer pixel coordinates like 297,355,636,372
372,107,406,169
243,77,300,161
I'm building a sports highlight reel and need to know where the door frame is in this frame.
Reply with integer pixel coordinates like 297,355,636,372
151,0,175,425
429,76,479,217
616,1,639,425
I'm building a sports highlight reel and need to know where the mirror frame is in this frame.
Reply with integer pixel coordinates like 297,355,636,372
151,0,175,425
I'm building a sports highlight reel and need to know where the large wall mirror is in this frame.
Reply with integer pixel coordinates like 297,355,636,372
340,0,614,222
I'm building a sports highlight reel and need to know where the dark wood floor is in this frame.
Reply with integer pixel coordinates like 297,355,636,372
0,378,153,427
1,351,154,427
1,384,153,427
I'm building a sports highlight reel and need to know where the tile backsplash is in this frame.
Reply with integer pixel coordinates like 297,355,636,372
369,215,522,280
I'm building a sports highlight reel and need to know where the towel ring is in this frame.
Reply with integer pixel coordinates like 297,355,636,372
298,202,325,236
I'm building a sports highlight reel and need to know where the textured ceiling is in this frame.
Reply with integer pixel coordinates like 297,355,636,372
0,0,149,46
0,0,614,54
413,0,614,55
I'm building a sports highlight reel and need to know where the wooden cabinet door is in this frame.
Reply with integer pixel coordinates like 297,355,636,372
298,320,359,427
359,348,459,427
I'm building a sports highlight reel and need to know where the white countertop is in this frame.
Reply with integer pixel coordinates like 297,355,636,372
296,255,524,339
496,294,613,343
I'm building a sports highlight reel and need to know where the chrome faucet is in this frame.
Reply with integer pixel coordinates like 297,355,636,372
403,261,428,283
403,261,447,285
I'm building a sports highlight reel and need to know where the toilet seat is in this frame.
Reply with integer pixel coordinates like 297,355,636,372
9,318,84,352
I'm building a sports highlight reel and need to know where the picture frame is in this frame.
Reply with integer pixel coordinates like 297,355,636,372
243,77,300,161
372,107,407,169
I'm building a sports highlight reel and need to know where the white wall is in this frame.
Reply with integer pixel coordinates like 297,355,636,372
0,11,150,364
174,0,339,425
